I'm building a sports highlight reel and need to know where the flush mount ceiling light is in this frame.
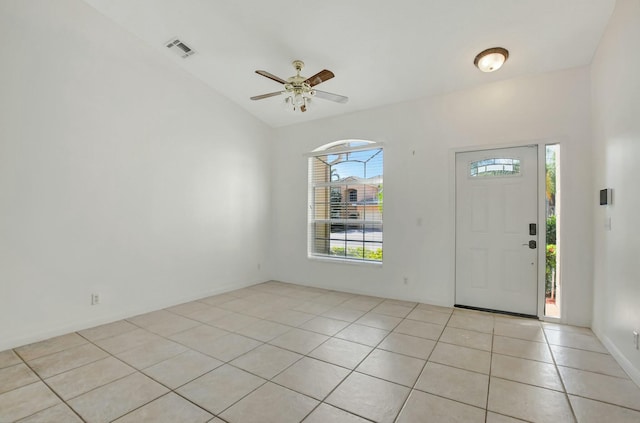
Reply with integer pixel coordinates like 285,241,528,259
474,47,509,72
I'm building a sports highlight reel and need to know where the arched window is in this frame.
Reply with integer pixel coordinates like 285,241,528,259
308,140,383,262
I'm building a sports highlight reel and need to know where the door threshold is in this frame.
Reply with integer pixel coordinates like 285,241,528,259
454,304,538,320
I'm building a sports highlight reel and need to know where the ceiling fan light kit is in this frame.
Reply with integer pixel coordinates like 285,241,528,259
250,60,348,113
474,47,509,72
283,61,313,112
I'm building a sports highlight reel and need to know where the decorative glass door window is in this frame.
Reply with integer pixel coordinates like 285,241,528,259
470,158,521,177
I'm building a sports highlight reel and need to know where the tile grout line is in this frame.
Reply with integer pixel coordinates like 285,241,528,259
484,318,566,421
484,323,495,423
263,293,369,421
5,295,424,423
160,291,344,420
77,323,251,422
292,300,393,422
69,332,182,420
488,318,579,422
153,326,287,420
8,283,637,422
555,363,632,380
212,294,359,421
404,310,565,421
13,350,88,423
4,287,314,421
9,329,161,422
543,330,640,414
180,292,626,420
392,306,457,423
176,293,362,421
115,288,348,422
563,393,640,414
295,300,417,423
541,323,579,423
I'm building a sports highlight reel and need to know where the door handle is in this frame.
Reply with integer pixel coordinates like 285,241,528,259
521,240,537,249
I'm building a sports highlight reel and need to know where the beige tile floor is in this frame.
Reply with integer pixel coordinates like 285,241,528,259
1,281,640,422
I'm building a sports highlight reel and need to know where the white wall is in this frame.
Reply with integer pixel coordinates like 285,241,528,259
591,0,640,384
0,0,272,350
272,67,593,326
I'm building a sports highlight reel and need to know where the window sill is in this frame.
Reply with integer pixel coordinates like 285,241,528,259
307,255,383,267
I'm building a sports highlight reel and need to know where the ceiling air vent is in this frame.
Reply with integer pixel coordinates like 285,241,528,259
166,38,195,58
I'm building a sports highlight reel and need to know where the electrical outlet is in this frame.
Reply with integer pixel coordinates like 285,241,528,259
403,277,409,285
634,331,639,350
91,293,100,305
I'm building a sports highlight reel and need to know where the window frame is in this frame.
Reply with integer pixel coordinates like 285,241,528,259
307,140,384,264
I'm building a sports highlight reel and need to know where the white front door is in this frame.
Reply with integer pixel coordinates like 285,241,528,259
455,146,538,316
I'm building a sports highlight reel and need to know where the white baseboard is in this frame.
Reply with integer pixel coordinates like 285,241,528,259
592,327,640,388
1,279,262,351
280,278,453,308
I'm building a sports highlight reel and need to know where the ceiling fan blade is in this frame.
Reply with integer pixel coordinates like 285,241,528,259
305,69,334,87
314,90,348,104
250,91,283,100
255,70,287,84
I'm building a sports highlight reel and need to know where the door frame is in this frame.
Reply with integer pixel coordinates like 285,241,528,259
449,141,550,320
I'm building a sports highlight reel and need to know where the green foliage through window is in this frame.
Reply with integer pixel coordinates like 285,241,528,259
546,215,556,245
546,244,556,295
330,246,383,261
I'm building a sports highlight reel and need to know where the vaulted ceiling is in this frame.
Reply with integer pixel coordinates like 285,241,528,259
83,0,616,128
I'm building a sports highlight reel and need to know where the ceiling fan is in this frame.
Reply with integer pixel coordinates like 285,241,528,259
250,60,348,112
